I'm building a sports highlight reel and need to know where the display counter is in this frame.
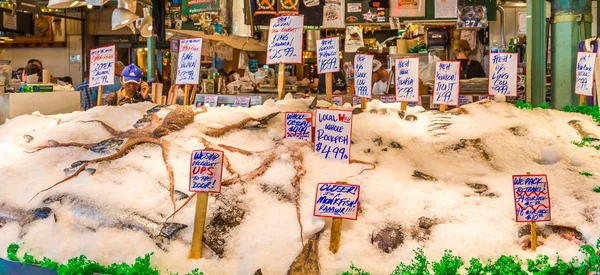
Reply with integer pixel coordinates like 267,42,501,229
0,92,81,125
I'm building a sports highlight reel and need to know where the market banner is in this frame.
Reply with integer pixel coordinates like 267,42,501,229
89,45,115,88
182,0,220,14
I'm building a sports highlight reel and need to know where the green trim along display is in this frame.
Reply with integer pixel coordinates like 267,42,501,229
182,0,220,14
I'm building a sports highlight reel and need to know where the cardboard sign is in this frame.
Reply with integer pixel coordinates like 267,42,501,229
176,38,203,85
189,150,224,193
267,15,304,64
575,52,597,97
285,112,312,141
89,45,115,88
433,61,460,106
429,96,440,110
234,96,250,107
204,95,218,107
489,53,518,96
408,96,422,107
313,182,360,220
316,37,340,74
354,54,373,99
352,96,361,106
315,109,352,162
458,95,473,106
395,58,420,102
512,174,551,222
380,95,395,103
332,96,343,106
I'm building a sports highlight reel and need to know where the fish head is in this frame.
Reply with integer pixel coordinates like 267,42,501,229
32,207,52,219
90,138,125,154
160,222,188,239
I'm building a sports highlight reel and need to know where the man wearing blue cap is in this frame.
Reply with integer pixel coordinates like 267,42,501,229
104,64,153,106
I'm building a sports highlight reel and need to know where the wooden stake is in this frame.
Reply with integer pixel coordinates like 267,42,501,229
530,221,537,251
325,72,333,103
579,95,587,106
400,102,407,111
166,85,175,105
361,98,367,110
96,86,104,106
161,95,166,105
440,104,446,112
190,84,198,105
189,192,209,259
329,218,343,254
278,64,286,100
183,84,191,105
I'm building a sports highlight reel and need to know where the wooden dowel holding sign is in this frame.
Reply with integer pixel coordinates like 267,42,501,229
278,64,286,100
189,192,208,259
361,98,367,110
183,84,191,105
190,84,198,105
525,171,537,251
325,72,333,103
439,105,446,113
579,95,587,106
329,218,343,253
400,102,407,111
96,86,104,106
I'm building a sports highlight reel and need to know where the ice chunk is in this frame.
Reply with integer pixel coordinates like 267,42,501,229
263,99,276,107
541,146,561,164
369,100,381,109
284,93,294,100
570,153,586,167
494,93,506,102
343,103,352,108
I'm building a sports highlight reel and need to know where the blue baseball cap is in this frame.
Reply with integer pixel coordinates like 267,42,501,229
121,64,142,84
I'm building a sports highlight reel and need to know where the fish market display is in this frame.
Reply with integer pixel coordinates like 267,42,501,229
0,96,599,274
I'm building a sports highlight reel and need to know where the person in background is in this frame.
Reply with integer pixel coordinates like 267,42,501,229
226,70,238,85
311,66,347,94
21,59,43,82
14,68,23,80
91,61,125,102
22,63,42,83
104,64,153,106
75,75,93,111
60,76,73,85
454,40,486,79
372,59,390,95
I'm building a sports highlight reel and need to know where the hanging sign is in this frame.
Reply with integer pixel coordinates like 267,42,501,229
313,182,360,220
316,37,340,74
285,112,312,141
234,96,251,107
332,96,343,106
512,174,551,222
189,150,224,193
204,95,218,107
2,12,16,29
278,0,299,14
89,45,116,88
267,15,304,64
322,0,345,28
175,38,203,85
575,52,596,97
488,53,518,96
315,109,352,162
395,57,419,102
182,0,220,14
433,61,460,106
354,54,373,99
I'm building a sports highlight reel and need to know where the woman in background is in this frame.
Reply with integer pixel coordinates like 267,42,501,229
454,40,486,79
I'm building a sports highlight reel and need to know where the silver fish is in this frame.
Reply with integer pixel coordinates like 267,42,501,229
0,203,52,227
89,138,126,154
43,195,186,240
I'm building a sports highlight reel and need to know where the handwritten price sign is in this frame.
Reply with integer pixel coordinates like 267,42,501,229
267,15,304,64
575,52,597,97
315,109,352,163
234,96,250,107
433,61,460,106
285,112,312,141
332,96,343,106
189,150,224,193
204,95,218,107
354,54,373,99
395,58,419,102
89,45,115,88
313,182,360,220
512,174,551,222
489,53,518,96
316,37,340,74
352,96,361,106
176,38,203,85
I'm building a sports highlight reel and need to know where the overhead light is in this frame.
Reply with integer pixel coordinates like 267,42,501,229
87,4,92,8
111,0,138,31
135,7,152,38
47,0,86,8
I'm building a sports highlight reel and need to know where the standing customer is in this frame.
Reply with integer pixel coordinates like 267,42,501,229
104,64,153,106
75,75,94,110
91,61,125,102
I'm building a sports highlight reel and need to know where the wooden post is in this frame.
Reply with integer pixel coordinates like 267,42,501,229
190,84,198,105
325,72,333,103
96,86,104,106
189,192,209,259
361,98,367,110
530,221,537,251
183,84,191,105
579,95,587,106
329,218,343,254
401,102,407,111
278,64,286,100
439,104,446,113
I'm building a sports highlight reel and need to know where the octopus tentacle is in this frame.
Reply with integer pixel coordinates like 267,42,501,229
204,112,280,137
80,120,122,136
27,141,98,153
29,163,88,202
349,159,377,175
222,150,279,186
160,140,177,215
164,193,197,222
290,147,306,244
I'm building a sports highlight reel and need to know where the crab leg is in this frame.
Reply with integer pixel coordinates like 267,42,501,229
30,137,161,201
204,112,281,137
